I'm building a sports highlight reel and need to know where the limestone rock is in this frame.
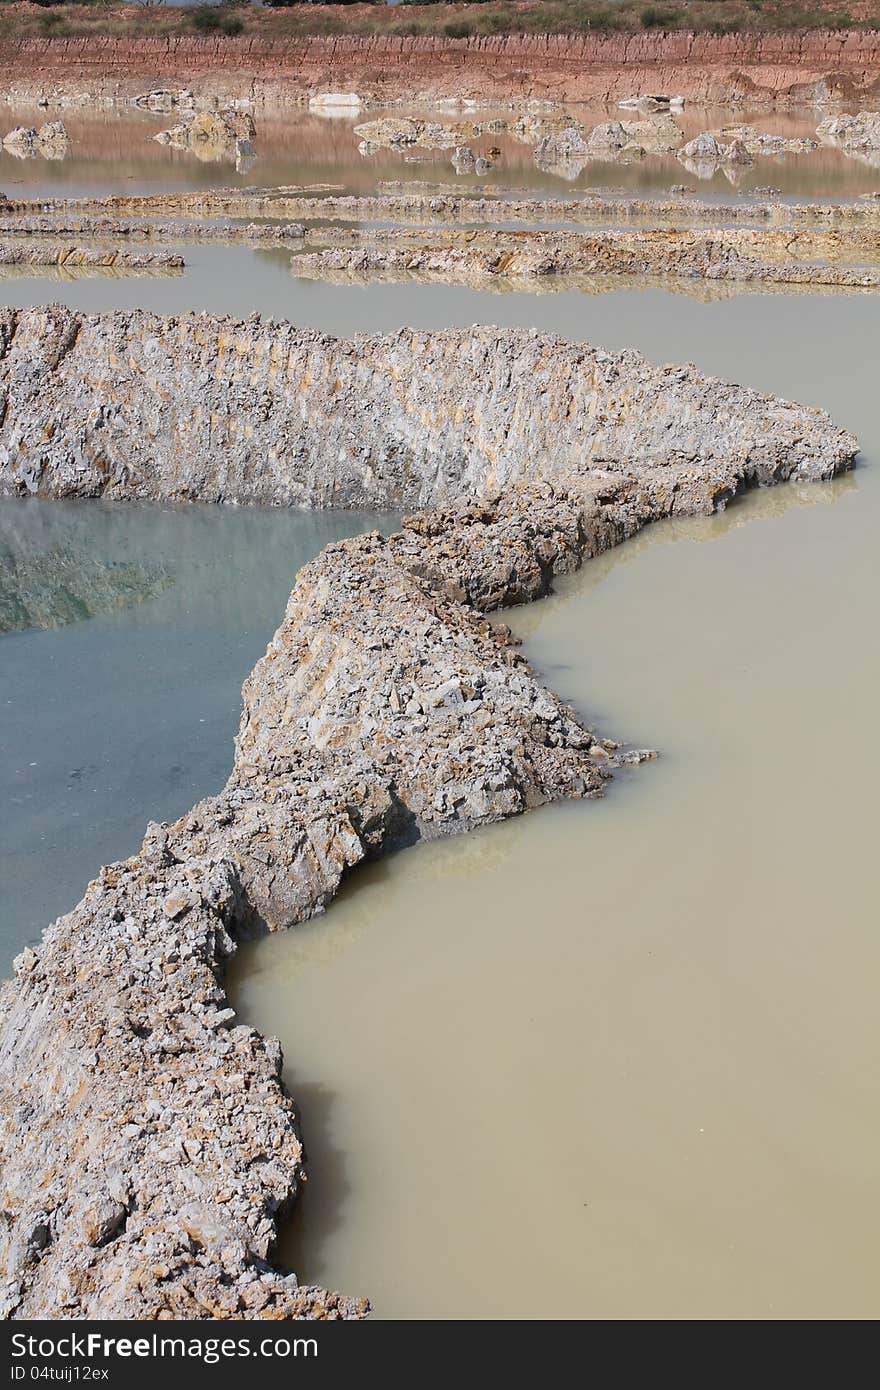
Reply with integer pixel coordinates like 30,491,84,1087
8,185,877,233
353,117,422,147
82,1200,127,1249
155,110,256,164
718,124,815,156
0,455,858,1319
679,132,727,163
0,482,626,1319
2,127,37,159
725,138,754,167
566,116,683,164
294,225,880,292
135,89,196,113
817,111,880,152
619,94,685,113
0,311,858,508
537,125,589,159
308,93,362,115
623,116,683,154
35,122,69,161
0,242,183,270
817,112,880,168
0,297,859,1320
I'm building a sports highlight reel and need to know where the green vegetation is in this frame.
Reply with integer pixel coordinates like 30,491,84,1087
0,0,873,42
38,7,67,35
639,7,681,27
191,5,244,36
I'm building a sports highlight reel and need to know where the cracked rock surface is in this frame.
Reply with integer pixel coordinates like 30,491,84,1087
0,310,858,508
0,243,183,270
292,225,880,291
4,188,880,231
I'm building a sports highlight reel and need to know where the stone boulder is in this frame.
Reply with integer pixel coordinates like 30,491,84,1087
135,89,196,113
678,131,754,175
35,121,69,161
725,138,754,167
817,111,880,152
2,127,37,159
308,92,362,115
582,117,682,160
619,94,685,113
353,117,422,148
679,132,726,163
817,112,880,168
534,125,591,178
584,121,628,153
622,116,683,154
719,124,816,156
155,110,257,164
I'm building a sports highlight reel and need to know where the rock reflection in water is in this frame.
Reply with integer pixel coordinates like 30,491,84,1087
0,504,171,633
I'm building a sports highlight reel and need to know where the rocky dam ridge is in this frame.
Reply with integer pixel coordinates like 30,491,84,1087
290,225,880,291
0,312,860,1318
7,187,880,230
0,243,183,272
0,308,860,510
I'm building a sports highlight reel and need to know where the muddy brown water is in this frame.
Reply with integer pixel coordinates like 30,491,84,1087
229,293,879,1319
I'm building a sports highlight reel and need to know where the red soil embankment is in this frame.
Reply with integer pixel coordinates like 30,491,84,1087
0,30,879,108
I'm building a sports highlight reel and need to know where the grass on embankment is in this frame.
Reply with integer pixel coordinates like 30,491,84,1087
0,0,878,44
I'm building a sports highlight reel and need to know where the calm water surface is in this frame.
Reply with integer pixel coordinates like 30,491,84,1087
0,103,877,201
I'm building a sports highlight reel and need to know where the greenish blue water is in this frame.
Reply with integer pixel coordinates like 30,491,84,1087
0,501,397,961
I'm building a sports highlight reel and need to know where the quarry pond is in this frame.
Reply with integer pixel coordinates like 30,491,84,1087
0,94,878,1321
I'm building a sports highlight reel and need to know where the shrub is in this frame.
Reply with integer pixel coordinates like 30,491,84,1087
443,19,473,38
640,7,678,27
191,6,243,35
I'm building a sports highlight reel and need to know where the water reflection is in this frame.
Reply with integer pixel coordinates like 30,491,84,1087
0,265,184,283
2,102,879,202
0,503,171,632
287,261,880,300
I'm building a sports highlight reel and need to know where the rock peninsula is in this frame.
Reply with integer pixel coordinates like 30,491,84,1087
0,311,859,1318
